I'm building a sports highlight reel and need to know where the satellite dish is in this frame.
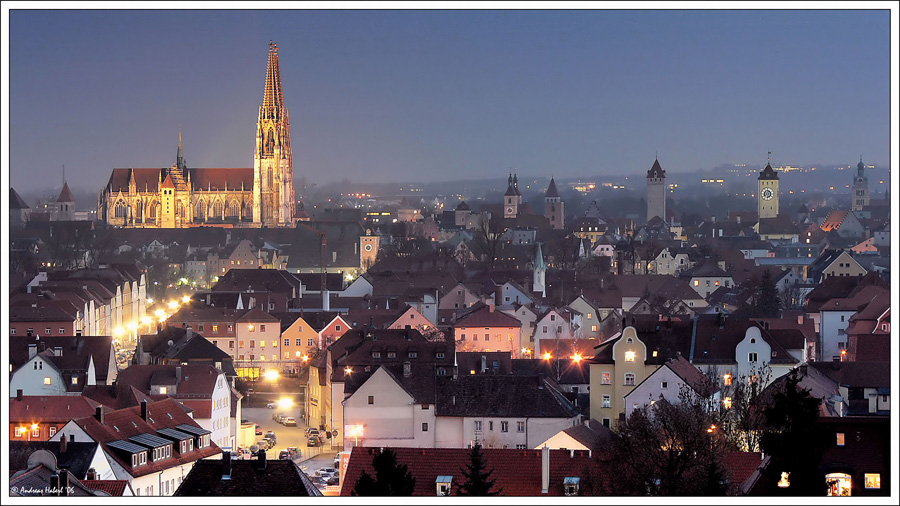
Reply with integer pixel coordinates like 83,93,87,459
167,340,174,347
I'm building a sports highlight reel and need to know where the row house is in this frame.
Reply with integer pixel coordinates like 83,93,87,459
10,393,103,442
9,296,81,337
453,303,524,357
134,327,238,382
817,285,887,363
116,364,234,449
208,268,302,312
532,307,581,357
502,303,540,345
342,367,581,452
204,239,264,284
623,355,718,417
680,259,735,299
60,399,220,496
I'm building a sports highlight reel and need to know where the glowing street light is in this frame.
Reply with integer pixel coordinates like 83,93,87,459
572,353,583,363
113,327,125,338
127,322,138,332
181,295,191,304
168,300,179,310
264,370,279,381
141,317,153,325
345,366,353,375
302,355,310,363
348,424,364,447
542,352,552,360
277,397,293,409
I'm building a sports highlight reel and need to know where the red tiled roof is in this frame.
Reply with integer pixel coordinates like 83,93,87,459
82,480,134,496
340,447,598,496
723,452,763,494
454,304,522,329
9,395,102,423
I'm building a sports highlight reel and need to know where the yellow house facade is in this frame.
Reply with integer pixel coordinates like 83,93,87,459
588,326,660,429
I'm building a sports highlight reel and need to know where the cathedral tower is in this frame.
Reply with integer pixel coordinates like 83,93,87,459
504,170,522,219
544,177,564,229
758,158,780,219
851,156,870,212
646,157,666,222
254,41,295,227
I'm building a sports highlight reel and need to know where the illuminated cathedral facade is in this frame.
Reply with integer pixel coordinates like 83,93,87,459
98,41,295,228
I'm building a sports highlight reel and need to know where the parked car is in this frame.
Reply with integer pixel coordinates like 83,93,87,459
307,436,321,447
278,449,291,460
311,476,327,490
316,467,337,479
283,416,297,426
306,428,320,438
264,431,277,444
255,440,270,451
326,476,340,486
255,424,263,435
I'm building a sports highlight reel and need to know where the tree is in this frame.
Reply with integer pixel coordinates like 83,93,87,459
758,369,825,495
457,444,502,496
753,269,782,318
605,387,729,496
352,448,415,496
713,364,772,452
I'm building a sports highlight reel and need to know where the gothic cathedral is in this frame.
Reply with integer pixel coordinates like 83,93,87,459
98,41,295,228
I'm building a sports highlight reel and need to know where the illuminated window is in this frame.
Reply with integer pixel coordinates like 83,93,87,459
14,427,23,437
836,433,845,446
723,397,732,409
723,374,732,386
212,325,218,332
602,395,611,408
591,325,598,332
694,280,700,287
32,427,40,437
826,473,852,496
601,372,610,385
44,377,51,385
160,387,167,394
864,474,881,489
624,351,636,362
72,377,78,385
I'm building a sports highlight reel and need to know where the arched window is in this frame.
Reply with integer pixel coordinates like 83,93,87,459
265,129,275,154
226,200,240,218
148,201,158,218
135,200,143,221
114,200,126,218
267,167,273,187
176,201,184,217
212,200,224,219
195,200,206,220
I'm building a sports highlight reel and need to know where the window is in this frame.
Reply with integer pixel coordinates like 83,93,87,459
198,324,205,332
14,427,23,437
723,374,732,386
239,340,244,348
748,352,758,363
32,426,40,437
517,421,525,433
836,433,845,446
272,354,277,361
44,377,51,385
372,352,381,358
661,381,668,389
260,340,265,348
250,340,255,348
542,326,548,333
474,420,482,432
335,325,341,331
864,474,881,489
59,328,65,334
723,397,732,409
422,404,430,410
284,339,289,346
489,421,494,431
437,368,446,376
212,325,218,332
49,426,57,437
694,280,700,287
602,418,611,428
624,351,636,362
271,340,277,347
591,325,598,332
601,372,611,385
409,352,418,358
826,472,852,496
602,395,611,408
516,444,527,450
587,313,593,319
624,373,635,386
227,325,233,333
501,421,509,432
260,325,266,332
46,327,52,334
422,423,429,432
10,329,15,335
308,338,314,347
387,352,397,358
229,341,234,349
368,396,374,405
436,352,445,359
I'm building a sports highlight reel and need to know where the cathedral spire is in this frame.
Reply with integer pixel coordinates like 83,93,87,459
176,125,185,170
262,40,284,114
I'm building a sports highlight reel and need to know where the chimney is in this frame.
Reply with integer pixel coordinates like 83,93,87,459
54,346,63,356
86,468,97,481
140,400,148,422
322,290,330,311
59,433,68,453
16,389,23,401
541,446,550,494
257,449,267,470
403,361,411,378
489,304,494,313
538,373,545,389
176,366,183,385
50,474,60,494
186,327,193,340
95,406,103,424
58,469,69,496
797,314,804,325
480,355,486,374
28,343,37,360
222,451,232,479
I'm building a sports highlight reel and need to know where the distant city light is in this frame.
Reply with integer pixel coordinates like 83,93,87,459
182,295,191,303
168,301,179,309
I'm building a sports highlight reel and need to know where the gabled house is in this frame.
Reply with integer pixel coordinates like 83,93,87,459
59,398,220,496
680,259,735,298
10,335,117,387
534,418,616,452
624,355,718,417
115,364,234,449
807,249,867,283
10,393,103,442
494,280,535,308
816,285,888,363
10,348,96,397
9,437,117,482
9,452,133,497
567,295,602,339
439,281,485,311
533,307,580,357
453,302,524,356
820,209,866,238
502,303,540,349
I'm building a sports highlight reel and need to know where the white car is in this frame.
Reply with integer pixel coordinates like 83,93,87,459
316,467,337,479
266,402,277,409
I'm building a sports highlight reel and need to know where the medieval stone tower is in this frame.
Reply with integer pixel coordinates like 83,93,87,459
544,177,564,230
851,156,870,212
254,40,295,227
646,157,666,222
758,160,780,219
504,170,523,219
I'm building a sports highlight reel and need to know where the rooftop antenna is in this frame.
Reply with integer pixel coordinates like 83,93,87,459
767,151,771,164
62,164,65,185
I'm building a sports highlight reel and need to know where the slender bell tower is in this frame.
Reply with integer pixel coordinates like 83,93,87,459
253,41,295,227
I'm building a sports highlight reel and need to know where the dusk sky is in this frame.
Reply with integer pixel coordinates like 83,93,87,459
5,7,894,194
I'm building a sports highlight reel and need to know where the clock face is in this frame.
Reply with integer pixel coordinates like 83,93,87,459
761,187,774,201
507,207,514,214
364,244,373,252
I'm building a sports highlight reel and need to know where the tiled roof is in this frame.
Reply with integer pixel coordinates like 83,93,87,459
69,398,220,478
560,418,616,451
9,441,101,480
454,303,522,328
9,465,97,496
662,355,717,396
435,375,580,418
9,335,114,383
116,364,221,398
81,480,134,496
808,361,891,389
175,457,321,496
211,268,301,295
9,395,102,424
340,447,599,496
722,452,763,494
646,158,666,178
512,355,592,385
458,351,514,375
186,167,254,191
236,307,281,323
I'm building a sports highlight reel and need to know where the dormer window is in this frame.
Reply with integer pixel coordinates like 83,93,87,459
436,476,453,496
372,351,381,359
409,352,417,359
564,477,581,496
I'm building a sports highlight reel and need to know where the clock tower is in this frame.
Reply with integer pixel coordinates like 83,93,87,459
504,170,522,219
758,160,779,219
851,156,870,212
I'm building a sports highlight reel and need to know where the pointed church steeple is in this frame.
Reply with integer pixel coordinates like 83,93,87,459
533,243,546,298
262,40,284,114
176,126,185,171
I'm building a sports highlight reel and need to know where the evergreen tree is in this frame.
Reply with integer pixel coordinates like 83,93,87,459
457,444,503,496
755,269,782,318
351,448,416,496
759,369,825,495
